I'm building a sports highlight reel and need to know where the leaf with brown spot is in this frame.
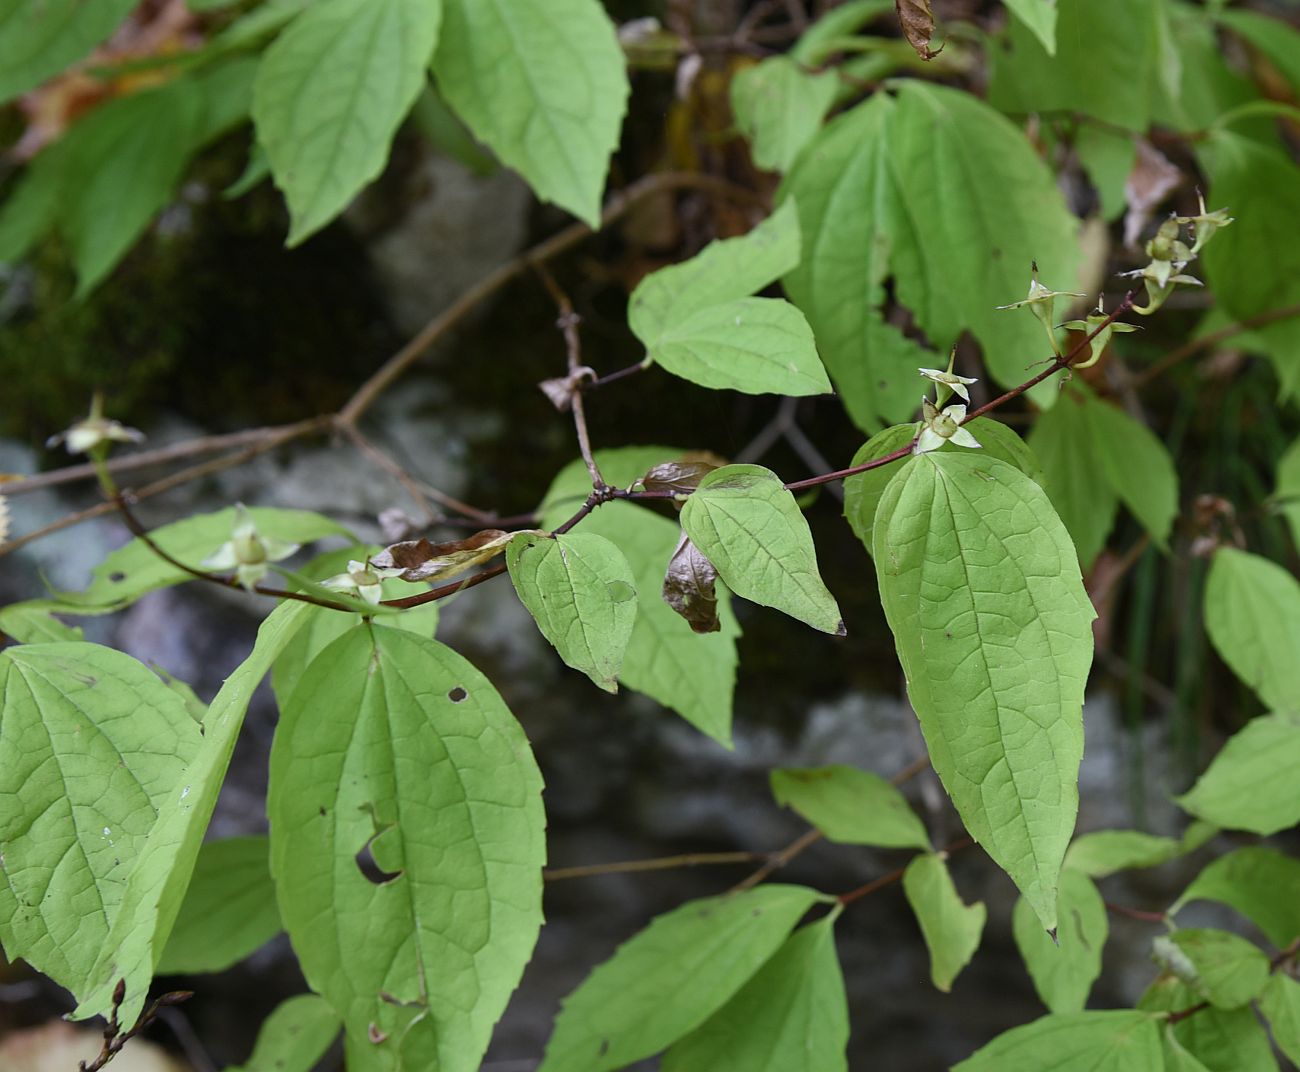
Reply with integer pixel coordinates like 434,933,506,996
372,529,520,583
895,0,942,60
640,452,729,499
662,533,722,634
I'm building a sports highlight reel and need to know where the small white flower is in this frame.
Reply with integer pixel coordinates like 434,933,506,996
46,394,144,455
324,559,403,605
915,399,982,455
201,504,300,590
918,366,979,402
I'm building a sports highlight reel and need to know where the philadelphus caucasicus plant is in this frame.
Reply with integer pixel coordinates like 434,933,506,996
3,0,1299,1069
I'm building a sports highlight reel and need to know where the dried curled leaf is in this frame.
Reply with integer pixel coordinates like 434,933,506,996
0,493,9,544
640,452,728,498
372,529,519,584
662,532,722,634
895,0,942,60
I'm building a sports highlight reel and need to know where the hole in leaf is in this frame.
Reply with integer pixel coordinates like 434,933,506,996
108,571,126,583
448,686,467,703
368,1023,388,1044
355,830,402,885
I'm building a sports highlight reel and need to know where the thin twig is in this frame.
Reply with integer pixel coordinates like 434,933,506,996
1129,302,1300,388
838,837,975,906
544,850,764,882
1105,902,1168,923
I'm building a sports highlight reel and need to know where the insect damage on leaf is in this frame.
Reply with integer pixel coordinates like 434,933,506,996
662,532,722,633
895,0,943,60
372,529,521,584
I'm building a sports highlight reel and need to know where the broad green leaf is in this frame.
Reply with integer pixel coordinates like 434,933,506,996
1199,133,1300,398
0,644,200,998
1215,11,1300,101
1074,126,1137,223
875,453,1093,930
770,765,930,850
1029,388,1118,570
843,417,1043,554
1064,824,1215,879
1002,0,1057,55
1084,391,1179,552
903,853,985,992
1203,548,1300,711
661,915,848,1072
1172,847,1300,949
1162,929,1269,1010
0,600,83,644
681,464,843,634
647,297,830,397
253,0,443,245
72,602,313,1025
156,837,281,975
730,57,837,172
1012,868,1107,1013
1176,713,1300,836
989,0,1158,129
538,885,825,1072
0,0,136,102
59,507,351,612
1140,976,1279,1072
268,625,545,1072
1152,4,1269,136
1163,1030,1217,1072
507,532,637,692
432,0,628,226
1273,436,1300,548
953,1011,1163,1072
539,449,741,745
1258,974,1300,1068
789,0,893,64
227,993,341,1072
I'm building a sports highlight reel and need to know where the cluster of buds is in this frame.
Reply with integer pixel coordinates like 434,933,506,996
201,504,301,591
1122,195,1234,315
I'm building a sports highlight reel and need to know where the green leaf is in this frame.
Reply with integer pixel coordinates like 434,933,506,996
71,602,313,1025
1083,391,1179,552
252,0,443,245
0,644,201,999
538,449,742,745
1176,712,1300,836
1064,825,1213,879
268,625,545,1072
1198,132,1300,398
1163,1030,1217,1072
0,0,137,102
789,0,893,64
953,1011,1164,1071
1012,867,1107,1013
1002,0,1058,55
1258,974,1300,1068
538,885,825,1072
989,0,1159,130
1074,126,1137,223
681,463,843,634
1172,847,1300,949
156,837,281,975
0,600,83,644
661,915,848,1072
843,417,1043,555
59,507,351,612
226,993,341,1072
781,83,1080,425
507,532,637,692
432,0,628,226
730,57,837,172
1204,548,1300,712
1215,11,1300,101
874,453,1094,930
1140,976,1279,1072
903,853,986,992
1163,929,1270,1010
628,201,831,396
1273,436,1300,549
769,765,930,850
1029,388,1118,570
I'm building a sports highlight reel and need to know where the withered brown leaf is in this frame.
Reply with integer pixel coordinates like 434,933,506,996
640,451,729,499
661,531,722,634
372,529,518,584
895,0,942,60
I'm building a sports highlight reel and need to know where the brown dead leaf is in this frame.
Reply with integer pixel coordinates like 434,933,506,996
895,0,942,61
662,532,721,633
640,451,729,499
1123,140,1184,248
372,529,519,584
